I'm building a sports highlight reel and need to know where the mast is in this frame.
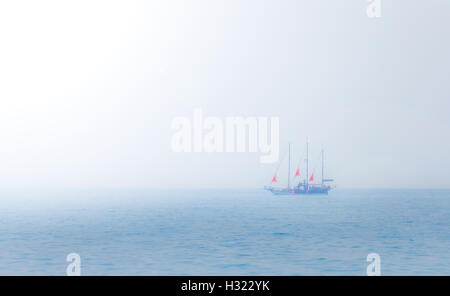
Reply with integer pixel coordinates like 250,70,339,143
321,149,324,185
288,142,291,189
306,140,309,190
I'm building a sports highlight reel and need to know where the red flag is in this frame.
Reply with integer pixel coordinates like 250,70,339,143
272,175,277,183
309,173,314,182
295,168,300,177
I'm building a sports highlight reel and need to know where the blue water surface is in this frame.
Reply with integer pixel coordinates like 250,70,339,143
0,189,448,275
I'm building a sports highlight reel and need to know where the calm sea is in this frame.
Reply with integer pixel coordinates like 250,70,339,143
0,189,449,275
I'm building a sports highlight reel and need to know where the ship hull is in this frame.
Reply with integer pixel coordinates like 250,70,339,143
265,186,330,195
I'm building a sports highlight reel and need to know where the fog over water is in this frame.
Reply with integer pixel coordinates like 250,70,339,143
1,1,449,190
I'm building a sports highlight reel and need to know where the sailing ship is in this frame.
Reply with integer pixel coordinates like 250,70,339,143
264,141,334,195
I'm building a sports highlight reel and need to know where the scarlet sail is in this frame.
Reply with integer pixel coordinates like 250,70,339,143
272,175,277,183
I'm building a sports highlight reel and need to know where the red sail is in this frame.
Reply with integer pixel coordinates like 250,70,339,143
295,169,300,177
272,175,277,183
309,173,314,182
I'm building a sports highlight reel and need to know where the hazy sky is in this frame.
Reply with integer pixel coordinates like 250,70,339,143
0,1,449,189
